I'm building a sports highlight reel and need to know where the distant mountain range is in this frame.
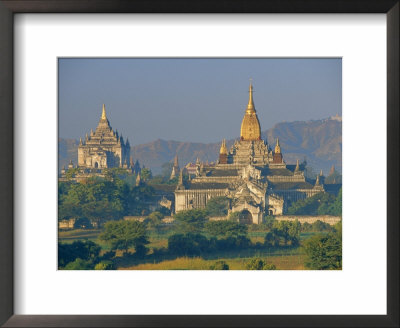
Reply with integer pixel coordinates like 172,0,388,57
59,117,341,175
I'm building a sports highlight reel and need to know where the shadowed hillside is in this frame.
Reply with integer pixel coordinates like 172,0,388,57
263,118,342,175
58,138,78,170
59,117,341,174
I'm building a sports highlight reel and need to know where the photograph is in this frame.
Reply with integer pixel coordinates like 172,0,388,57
58,58,342,271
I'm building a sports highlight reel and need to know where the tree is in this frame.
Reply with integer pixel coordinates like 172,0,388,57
129,184,156,215
287,192,338,216
327,188,342,217
264,231,279,247
228,211,241,222
333,220,342,240
287,220,301,246
58,177,130,221
245,258,276,270
303,232,342,270
58,240,101,267
145,211,164,229
62,258,93,270
174,209,208,233
140,168,152,181
209,261,229,270
94,260,114,270
65,167,80,180
263,215,275,229
204,196,230,216
204,220,247,238
98,220,149,255
167,233,211,256
270,220,301,246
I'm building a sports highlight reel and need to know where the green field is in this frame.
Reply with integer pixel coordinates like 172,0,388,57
59,228,311,269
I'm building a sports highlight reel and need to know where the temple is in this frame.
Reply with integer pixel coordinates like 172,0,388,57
174,82,325,224
77,104,131,169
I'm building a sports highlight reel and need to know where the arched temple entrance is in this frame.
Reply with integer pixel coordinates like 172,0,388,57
239,209,253,225
94,162,99,168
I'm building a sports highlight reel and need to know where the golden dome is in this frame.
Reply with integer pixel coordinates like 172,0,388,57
219,139,228,155
240,83,261,141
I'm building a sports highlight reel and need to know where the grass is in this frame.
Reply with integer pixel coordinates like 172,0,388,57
58,229,102,241
120,255,306,270
59,227,311,270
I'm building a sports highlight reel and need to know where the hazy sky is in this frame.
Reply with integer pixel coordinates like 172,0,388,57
59,58,341,145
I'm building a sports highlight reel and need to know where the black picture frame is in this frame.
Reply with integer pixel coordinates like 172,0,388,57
0,1,398,327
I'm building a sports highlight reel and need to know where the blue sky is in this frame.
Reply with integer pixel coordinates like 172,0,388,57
59,58,341,145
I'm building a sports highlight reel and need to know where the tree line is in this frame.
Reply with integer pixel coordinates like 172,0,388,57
287,188,342,216
58,174,156,223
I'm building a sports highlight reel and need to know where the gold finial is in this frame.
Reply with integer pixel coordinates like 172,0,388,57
320,169,323,176
246,80,255,113
174,154,179,167
315,175,320,185
274,138,281,154
219,139,228,155
101,104,107,120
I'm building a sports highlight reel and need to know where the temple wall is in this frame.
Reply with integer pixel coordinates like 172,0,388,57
175,189,227,213
275,215,341,226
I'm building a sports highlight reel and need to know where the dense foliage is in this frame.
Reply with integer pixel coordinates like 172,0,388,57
264,220,301,247
99,220,149,255
245,258,276,270
204,196,230,216
167,233,212,256
58,177,155,222
58,240,101,267
301,220,334,232
287,189,342,216
167,232,251,256
204,220,247,238
173,209,208,233
209,261,229,270
303,221,342,270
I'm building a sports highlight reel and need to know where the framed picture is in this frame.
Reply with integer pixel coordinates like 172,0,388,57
0,0,398,327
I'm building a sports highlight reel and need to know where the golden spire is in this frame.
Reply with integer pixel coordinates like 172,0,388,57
101,104,107,120
246,81,256,113
240,81,261,141
295,159,300,171
174,154,179,167
219,139,228,155
274,138,281,154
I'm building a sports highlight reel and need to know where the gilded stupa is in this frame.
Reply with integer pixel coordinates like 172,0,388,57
224,82,274,165
240,83,261,141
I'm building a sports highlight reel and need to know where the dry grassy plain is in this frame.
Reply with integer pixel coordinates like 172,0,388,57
119,255,305,270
